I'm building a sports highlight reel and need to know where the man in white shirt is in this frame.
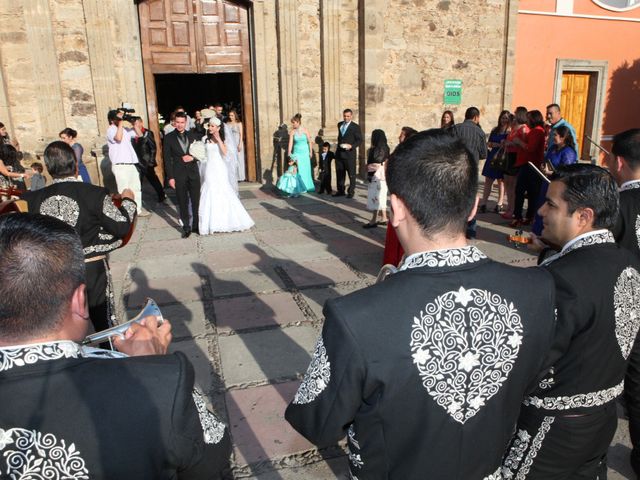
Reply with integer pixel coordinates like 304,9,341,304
106,109,146,215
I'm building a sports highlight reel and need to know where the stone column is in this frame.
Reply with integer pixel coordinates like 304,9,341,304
82,0,120,136
502,0,520,110
0,54,12,137
276,0,300,123
320,0,341,130
23,0,66,138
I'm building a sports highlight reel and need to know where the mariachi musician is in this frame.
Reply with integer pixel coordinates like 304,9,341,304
21,141,136,335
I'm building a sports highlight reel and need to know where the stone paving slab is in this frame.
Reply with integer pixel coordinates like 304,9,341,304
226,381,314,467
169,336,213,392
203,246,280,271
215,292,307,332
132,254,203,279
210,267,287,297
219,326,318,386
251,456,349,480
128,273,205,308
280,259,361,288
200,232,260,250
300,285,366,321
137,237,199,259
126,300,209,339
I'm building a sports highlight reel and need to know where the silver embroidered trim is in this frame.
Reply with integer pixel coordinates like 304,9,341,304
400,245,487,271
293,335,331,404
484,466,503,480
538,367,555,390
121,199,137,220
411,287,523,424
39,195,80,227
524,381,624,410
52,177,81,184
635,215,640,251
102,196,127,222
347,425,363,471
502,429,531,477
0,341,125,372
83,240,123,256
98,232,115,241
541,231,615,266
0,428,89,479
614,267,640,359
621,181,640,192
191,390,226,445
508,416,555,479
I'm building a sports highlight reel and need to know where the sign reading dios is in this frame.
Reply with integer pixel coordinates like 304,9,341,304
444,79,462,105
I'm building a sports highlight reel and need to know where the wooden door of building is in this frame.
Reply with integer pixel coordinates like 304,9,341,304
560,72,590,160
138,0,256,181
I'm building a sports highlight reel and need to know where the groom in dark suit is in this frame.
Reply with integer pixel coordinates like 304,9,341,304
334,108,362,198
163,111,200,238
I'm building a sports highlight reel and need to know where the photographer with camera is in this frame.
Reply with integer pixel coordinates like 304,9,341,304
106,108,146,216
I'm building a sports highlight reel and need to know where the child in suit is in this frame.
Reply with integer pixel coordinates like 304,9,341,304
29,162,46,191
318,142,334,194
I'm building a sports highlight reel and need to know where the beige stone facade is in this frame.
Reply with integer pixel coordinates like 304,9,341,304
0,0,517,185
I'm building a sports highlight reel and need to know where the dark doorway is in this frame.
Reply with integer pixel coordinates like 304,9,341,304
154,73,243,120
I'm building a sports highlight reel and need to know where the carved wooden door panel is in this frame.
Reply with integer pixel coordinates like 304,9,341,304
561,72,590,159
139,0,198,73
195,0,245,73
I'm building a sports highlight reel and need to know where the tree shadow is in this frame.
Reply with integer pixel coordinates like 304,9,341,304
602,59,640,155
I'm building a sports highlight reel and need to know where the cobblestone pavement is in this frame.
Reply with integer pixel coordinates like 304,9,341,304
108,181,635,479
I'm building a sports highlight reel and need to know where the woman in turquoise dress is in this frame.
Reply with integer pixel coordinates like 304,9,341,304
287,113,315,192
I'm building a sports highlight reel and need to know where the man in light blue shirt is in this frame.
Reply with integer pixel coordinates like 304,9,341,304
546,103,578,157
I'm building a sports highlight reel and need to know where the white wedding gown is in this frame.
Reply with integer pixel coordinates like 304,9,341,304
199,141,254,234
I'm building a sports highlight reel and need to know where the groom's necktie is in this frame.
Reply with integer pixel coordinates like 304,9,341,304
341,123,348,136
178,132,188,153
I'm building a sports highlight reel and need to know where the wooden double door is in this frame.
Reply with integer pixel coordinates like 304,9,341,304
560,72,597,161
138,0,256,181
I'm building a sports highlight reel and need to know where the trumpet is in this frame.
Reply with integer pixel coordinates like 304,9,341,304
82,298,163,346
376,264,399,283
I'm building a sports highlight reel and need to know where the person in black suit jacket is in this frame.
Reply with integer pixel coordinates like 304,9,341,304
318,142,334,194
0,213,231,479
132,117,166,203
164,111,200,237
334,108,362,198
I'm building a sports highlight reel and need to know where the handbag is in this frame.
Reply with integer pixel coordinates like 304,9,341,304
489,146,508,172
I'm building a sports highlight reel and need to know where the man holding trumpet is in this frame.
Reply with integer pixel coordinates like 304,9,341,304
0,213,230,479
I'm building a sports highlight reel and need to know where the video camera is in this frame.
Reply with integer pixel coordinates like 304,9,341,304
117,103,136,123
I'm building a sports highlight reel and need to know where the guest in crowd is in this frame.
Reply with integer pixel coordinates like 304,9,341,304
225,109,245,182
479,110,510,214
363,129,390,229
0,143,27,190
334,108,362,198
0,121,19,150
132,116,166,204
440,110,455,131
509,110,546,227
317,142,334,195
502,107,529,220
0,213,231,479
59,127,91,183
382,126,416,266
287,113,314,193
29,162,46,191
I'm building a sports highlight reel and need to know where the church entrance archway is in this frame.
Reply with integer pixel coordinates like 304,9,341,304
138,0,257,181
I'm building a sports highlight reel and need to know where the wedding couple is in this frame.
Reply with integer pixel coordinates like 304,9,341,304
163,112,253,238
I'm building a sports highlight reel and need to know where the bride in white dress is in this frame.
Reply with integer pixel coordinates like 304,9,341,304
199,117,254,234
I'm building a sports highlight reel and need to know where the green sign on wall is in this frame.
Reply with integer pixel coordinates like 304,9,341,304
444,79,462,105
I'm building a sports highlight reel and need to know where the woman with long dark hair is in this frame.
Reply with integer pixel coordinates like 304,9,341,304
479,110,510,213
59,127,91,183
363,129,390,228
440,110,455,131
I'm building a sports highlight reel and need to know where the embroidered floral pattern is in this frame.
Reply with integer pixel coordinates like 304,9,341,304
502,416,555,479
347,425,363,471
410,287,523,423
191,390,226,445
98,231,115,241
483,467,503,480
614,267,640,359
400,246,487,271
83,240,122,256
620,181,640,192
293,335,331,404
0,428,89,479
538,367,555,390
121,199,137,220
502,429,531,476
348,451,364,469
524,381,623,410
39,195,80,227
541,231,615,265
635,215,640,251
0,341,124,372
102,196,127,222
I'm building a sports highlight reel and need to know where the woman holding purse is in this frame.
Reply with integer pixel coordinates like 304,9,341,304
479,110,510,214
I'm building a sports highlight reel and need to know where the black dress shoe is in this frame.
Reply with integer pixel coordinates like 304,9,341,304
332,192,345,197
192,228,200,235
346,193,354,199
181,229,191,239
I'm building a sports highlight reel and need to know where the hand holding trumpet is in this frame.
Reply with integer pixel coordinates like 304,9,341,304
112,315,172,356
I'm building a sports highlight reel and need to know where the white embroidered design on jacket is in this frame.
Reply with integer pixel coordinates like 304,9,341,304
293,335,331,404
40,195,80,227
191,390,226,444
614,267,640,359
0,427,89,479
410,287,523,423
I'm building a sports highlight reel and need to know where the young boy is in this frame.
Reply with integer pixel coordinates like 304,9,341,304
318,142,334,194
29,162,46,191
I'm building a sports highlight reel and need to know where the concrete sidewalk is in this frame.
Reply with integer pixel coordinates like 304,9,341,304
108,182,635,479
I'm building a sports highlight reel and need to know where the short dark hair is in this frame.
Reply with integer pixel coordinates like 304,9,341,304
550,164,619,229
386,129,477,238
30,162,43,173
107,110,119,123
464,107,480,120
612,128,640,170
174,111,187,120
44,141,76,178
527,110,545,128
0,213,85,342
343,109,353,115
0,144,18,165
213,102,223,108
546,103,561,112
401,126,418,140
322,142,331,148
59,127,77,139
